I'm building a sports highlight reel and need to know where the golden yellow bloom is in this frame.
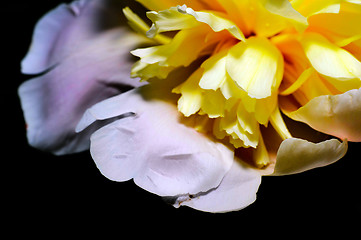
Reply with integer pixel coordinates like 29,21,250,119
126,0,361,169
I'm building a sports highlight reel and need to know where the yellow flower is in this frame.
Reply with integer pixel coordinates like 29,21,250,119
126,0,361,170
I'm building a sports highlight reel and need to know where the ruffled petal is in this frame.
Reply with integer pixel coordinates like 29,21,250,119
78,86,234,197
286,88,361,142
22,0,130,74
146,5,245,41
170,160,261,213
19,2,147,155
270,138,347,176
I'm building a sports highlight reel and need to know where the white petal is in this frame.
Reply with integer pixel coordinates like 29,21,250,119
83,86,234,197
172,160,261,213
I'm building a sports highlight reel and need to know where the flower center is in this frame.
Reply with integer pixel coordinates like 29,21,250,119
126,0,361,167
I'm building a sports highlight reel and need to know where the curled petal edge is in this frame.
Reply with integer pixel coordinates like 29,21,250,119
266,138,348,176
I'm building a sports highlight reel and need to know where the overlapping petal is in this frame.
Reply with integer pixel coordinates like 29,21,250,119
76,85,247,203
172,160,261,213
19,0,147,154
301,32,361,92
226,36,284,99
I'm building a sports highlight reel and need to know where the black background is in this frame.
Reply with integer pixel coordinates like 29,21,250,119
3,0,360,236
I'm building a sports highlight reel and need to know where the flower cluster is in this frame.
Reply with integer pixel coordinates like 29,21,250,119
19,0,361,212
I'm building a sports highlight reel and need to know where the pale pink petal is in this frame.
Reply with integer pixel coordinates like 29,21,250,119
19,0,146,155
270,138,348,176
78,86,234,197
287,88,361,142
171,160,261,213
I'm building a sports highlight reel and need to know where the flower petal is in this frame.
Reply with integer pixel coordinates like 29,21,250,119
291,0,342,17
226,37,284,99
170,160,261,213
135,0,215,11
78,86,234,197
22,0,130,74
286,88,361,142
307,1,361,46
301,32,361,92
271,138,347,176
19,28,146,155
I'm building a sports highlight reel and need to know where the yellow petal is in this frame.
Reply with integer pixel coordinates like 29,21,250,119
132,26,209,68
237,100,259,135
226,37,284,99
343,38,361,62
131,60,174,80
270,107,292,140
271,138,347,176
146,6,200,38
291,0,342,17
287,88,361,142
253,134,270,168
254,93,278,125
301,32,361,92
218,101,260,148
178,6,245,41
219,74,246,100
200,90,225,118
307,1,361,46
146,5,245,41
199,49,228,91
280,67,315,95
174,69,203,117
263,0,308,32
291,71,341,106
136,0,207,11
